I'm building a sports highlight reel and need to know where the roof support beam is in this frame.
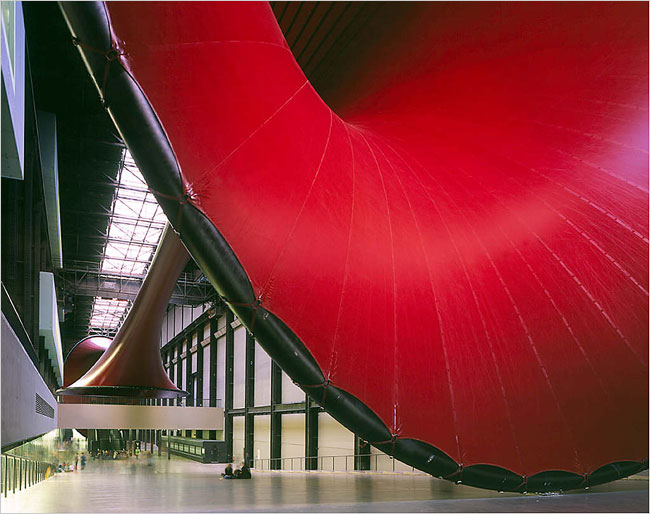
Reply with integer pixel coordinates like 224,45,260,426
56,269,214,305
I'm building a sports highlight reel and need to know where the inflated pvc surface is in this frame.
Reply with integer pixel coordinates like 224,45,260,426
61,335,110,405
63,336,111,387
93,1,649,482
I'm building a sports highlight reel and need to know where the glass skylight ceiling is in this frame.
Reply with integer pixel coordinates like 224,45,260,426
88,150,167,334
88,297,130,333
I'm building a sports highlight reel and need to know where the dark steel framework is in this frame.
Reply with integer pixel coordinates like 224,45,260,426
57,261,214,308
20,3,218,352
158,303,386,472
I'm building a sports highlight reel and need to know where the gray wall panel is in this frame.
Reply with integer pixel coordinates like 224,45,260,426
1,314,57,447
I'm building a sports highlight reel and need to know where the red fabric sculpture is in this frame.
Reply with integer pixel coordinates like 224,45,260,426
61,1,648,490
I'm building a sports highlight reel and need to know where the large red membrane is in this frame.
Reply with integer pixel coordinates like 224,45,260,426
103,1,647,481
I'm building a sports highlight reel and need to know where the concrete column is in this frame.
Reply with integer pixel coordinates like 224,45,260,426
176,341,183,406
354,435,371,470
305,399,319,470
208,315,217,440
168,349,175,408
270,361,282,470
196,325,204,410
224,309,234,461
244,331,255,466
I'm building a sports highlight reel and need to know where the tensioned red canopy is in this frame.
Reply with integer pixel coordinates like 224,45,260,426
61,1,648,491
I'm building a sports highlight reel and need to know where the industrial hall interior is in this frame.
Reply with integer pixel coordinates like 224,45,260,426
1,1,648,513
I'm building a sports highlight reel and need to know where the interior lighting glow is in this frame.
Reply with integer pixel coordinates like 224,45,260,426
88,150,167,334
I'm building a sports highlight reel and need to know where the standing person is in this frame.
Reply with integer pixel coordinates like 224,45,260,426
81,453,87,470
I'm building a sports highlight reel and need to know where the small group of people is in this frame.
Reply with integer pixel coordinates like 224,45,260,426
57,462,74,473
57,453,86,473
221,461,251,479
93,449,141,460
93,449,122,460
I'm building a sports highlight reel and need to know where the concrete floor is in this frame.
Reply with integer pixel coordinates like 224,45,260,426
1,455,647,513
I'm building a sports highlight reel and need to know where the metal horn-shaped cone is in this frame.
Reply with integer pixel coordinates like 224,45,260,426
57,224,190,398
60,335,112,404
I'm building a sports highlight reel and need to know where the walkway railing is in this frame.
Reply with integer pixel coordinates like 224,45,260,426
1,454,55,497
253,453,424,474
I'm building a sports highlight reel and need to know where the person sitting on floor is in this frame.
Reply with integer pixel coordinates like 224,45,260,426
238,462,252,479
221,462,233,479
232,462,252,479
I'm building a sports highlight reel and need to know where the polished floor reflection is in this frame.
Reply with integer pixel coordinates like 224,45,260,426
1,455,647,512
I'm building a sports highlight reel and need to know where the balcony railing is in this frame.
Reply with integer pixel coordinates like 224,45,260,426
1,454,56,497
253,453,425,474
